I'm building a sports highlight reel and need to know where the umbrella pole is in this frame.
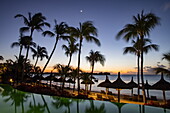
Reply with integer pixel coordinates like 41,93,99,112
147,89,149,99
118,89,120,103
131,89,133,97
163,90,166,105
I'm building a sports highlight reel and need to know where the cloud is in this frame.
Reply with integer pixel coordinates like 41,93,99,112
163,2,170,11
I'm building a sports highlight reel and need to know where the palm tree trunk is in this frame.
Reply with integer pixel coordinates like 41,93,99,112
77,38,83,95
68,54,72,67
137,54,140,101
140,36,146,103
34,56,39,68
40,36,59,81
73,77,76,92
90,63,94,91
19,46,23,59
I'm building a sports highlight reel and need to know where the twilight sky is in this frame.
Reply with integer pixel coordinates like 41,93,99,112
0,0,170,74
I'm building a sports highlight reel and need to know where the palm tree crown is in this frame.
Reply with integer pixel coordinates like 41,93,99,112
116,10,160,41
31,45,48,67
41,21,69,75
15,12,50,35
62,37,79,66
86,50,105,67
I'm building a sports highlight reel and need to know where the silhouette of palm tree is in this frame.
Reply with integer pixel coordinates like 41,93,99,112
62,37,79,67
116,10,160,103
155,52,170,76
54,64,71,93
86,50,105,91
123,38,159,99
85,100,106,113
69,21,101,94
31,45,48,68
14,12,50,63
41,21,69,76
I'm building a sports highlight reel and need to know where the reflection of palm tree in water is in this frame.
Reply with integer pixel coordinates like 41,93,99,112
52,96,74,113
26,94,51,113
85,100,106,113
1,85,29,113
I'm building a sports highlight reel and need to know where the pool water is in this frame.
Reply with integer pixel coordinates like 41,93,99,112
0,84,169,113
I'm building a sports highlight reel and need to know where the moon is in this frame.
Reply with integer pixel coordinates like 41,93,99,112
80,10,83,13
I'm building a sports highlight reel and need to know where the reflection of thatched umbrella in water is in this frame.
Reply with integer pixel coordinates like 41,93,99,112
126,77,138,96
97,75,112,96
151,73,170,104
110,72,128,103
111,102,126,113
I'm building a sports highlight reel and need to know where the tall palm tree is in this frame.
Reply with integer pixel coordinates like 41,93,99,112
86,50,105,91
31,45,48,68
15,12,50,62
69,21,101,94
62,37,79,67
116,10,160,103
123,38,159,100
12,36,36,81
41,21,69,76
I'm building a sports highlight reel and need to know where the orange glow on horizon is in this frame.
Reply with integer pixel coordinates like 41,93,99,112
42,66,137,75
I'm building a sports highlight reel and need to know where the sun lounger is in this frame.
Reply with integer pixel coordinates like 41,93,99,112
101,90,106,94
97,94,103,100
108,95,115,102
151,96,157,101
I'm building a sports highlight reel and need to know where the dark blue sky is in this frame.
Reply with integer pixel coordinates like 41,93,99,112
0,0,170,74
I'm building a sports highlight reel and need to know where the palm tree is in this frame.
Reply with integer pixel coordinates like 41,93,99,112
116,10,160,103
123,38,159,100
41,21,69,76
86,50,105,91
155,52,170,76
54,64,71,93
0,56,4,60
31,45,48,68
62,37,79,67
12,36,36,81
15,12,50,62
69,21,101,94
162,52,170,68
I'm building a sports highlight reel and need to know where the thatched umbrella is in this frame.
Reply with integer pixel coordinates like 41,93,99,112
81,80,94,95
66,78,76,88
126,77,138,96
110,72,128,103
151,73,170,104
98,75,112,96
66,78,76,84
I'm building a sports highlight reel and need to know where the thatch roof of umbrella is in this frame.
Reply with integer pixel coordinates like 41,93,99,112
54,77,66,82
98,75,112,88
151,73,170,104
144,80,152,89
126,77,138,89
110,72,128,89
152,73,170,90
66,78,75,84
81,80,94,84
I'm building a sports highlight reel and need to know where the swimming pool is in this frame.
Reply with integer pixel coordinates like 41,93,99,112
0,84,169,113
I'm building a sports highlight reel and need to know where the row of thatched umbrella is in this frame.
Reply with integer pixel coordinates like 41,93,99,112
98,72,170,103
